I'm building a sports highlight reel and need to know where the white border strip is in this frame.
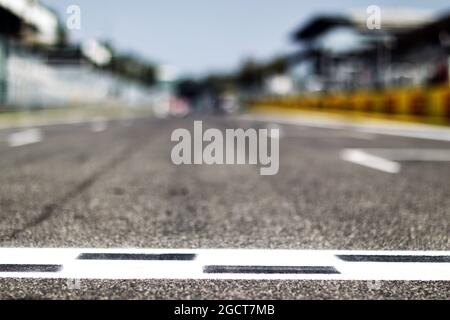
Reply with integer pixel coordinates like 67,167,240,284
0,249,449,280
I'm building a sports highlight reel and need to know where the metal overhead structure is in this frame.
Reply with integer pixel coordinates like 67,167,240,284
0,0,59,45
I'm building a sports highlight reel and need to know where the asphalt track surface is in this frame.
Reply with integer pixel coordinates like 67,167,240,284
0,114,449,299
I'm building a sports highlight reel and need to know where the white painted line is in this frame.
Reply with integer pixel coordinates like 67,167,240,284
355,126,450,142
7,128,43,147
341,149,401,174
0,248,449,280
341,148,450,173
0,115,144,132
239,114,347,131
354,149,450,162
272,130,375,140
239,115,450,142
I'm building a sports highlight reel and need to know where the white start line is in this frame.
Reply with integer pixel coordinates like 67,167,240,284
0,248,449,280
341,148,450,173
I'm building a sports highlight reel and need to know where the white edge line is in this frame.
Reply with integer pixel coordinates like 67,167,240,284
238,115,450,142
352,149,450,162
340,149,401,174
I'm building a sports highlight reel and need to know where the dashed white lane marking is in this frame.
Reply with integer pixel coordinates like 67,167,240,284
0,249,449,280
341,148,450,173
341,149,401,174
7,128,43,147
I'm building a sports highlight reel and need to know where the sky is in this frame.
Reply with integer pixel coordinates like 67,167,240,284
43,0,450,77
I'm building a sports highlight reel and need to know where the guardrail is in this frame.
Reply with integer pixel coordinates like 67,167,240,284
250,86,450,124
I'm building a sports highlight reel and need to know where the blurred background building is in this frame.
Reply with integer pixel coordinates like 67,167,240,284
289,9,450,93
0,0,158,110
1,1,449,116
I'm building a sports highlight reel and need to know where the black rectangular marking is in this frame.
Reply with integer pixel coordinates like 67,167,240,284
203,265,340,274
0,264,62,273
77,253,196,261
337,255,450,263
